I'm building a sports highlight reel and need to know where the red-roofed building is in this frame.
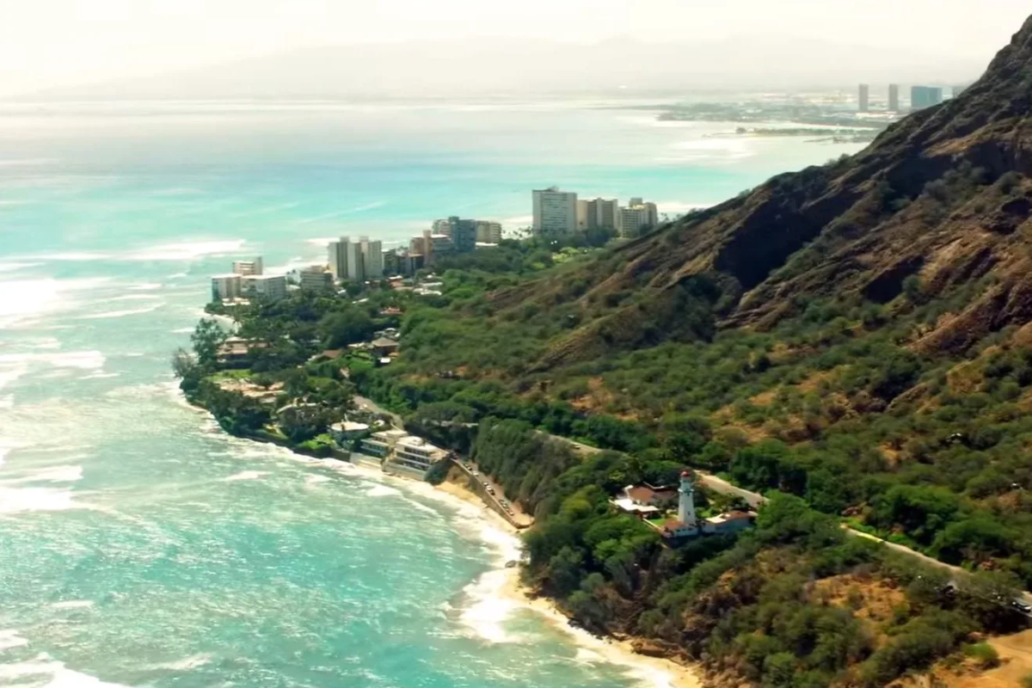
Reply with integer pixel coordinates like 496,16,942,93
626,485,677,506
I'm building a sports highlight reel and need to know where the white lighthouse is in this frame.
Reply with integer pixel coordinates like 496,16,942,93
678,471,697,526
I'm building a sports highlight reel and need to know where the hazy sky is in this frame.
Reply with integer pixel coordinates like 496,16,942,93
0,0,1029,96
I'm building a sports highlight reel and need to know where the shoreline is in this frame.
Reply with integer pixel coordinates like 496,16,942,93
186,391,706,688
496,567,704,688
434,476,705,688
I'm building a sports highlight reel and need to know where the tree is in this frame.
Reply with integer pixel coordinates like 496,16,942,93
278,404,331,443
320,309,375,348
171,348,202,393
191,319,228,369
956,571,1025,633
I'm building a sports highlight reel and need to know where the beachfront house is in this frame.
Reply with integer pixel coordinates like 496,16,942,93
329,421,371,446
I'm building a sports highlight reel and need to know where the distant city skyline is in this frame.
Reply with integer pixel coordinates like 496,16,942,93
1,1,1029,96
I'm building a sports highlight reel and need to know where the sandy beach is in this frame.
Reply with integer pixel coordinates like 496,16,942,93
434,476,706,688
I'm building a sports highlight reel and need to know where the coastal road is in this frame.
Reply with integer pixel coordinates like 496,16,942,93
545,432,604,456
453,460,534,529
696,470,1032,610
695,471,768,509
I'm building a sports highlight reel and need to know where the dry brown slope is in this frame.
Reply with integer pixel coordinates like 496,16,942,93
494,15,1032,368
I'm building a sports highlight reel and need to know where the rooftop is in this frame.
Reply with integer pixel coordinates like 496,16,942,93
705,511,755,524
611,497,660,515
626,485,677,503
331,421,370,433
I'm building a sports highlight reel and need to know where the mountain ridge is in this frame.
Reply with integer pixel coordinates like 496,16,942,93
13,35,984,100
493,15,1032,368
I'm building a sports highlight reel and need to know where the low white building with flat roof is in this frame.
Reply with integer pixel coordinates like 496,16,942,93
299,266,333,292
392,435,448,472
358,429,408,459
242,274,287,301
211,274,242,302
355,429,448,476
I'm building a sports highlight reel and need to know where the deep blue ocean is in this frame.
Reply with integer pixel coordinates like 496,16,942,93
0,99,864,688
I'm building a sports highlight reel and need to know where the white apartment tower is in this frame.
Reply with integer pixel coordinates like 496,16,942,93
620,198,659,238
211,274,242,302
532,187,579,238
360,236,384,279
345,241,365,283
328,238,350,281
582,198,621,231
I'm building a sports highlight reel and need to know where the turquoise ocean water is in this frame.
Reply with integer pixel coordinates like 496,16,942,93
0,99,864,688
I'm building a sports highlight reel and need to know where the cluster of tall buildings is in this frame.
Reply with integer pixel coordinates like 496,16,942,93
211,257,288,303
532,187,659,240
327,236,384,283
858,83,965,113
210,187,664,299
381,216,503,276
430,216,502,251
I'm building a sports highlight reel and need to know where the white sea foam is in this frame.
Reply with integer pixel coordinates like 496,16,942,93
0,278,110,329
458,568,520,644
0,262,43,273
0,350,106,393
364,484,402,498
147,653,212,671
170,327,194,334
127,283,164,291
0,396,12,410
106,294,162,302
0,465,83,485
79,372,121,380
224,470,269,482
0,485,80,514
78,304,163,320
49,600,94,610
0,629,28,652
0,654,130,687
124,239,247,262
38,252,112,262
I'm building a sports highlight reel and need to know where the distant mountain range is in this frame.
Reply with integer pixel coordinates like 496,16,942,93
20,36,987,100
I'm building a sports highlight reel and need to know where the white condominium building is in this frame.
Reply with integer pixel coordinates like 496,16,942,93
360,236,384,279
580,198,621,231
328,236,383,282
211,274,242,302
242,274,287,301
328,238,350,281
476,221,503,244
532,187,579,238
299,266,333,291
620,198,659,238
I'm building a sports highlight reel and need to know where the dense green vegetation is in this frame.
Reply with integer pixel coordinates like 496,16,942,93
347,242,1032,589
469,420,1026,687
175,220,1032,686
